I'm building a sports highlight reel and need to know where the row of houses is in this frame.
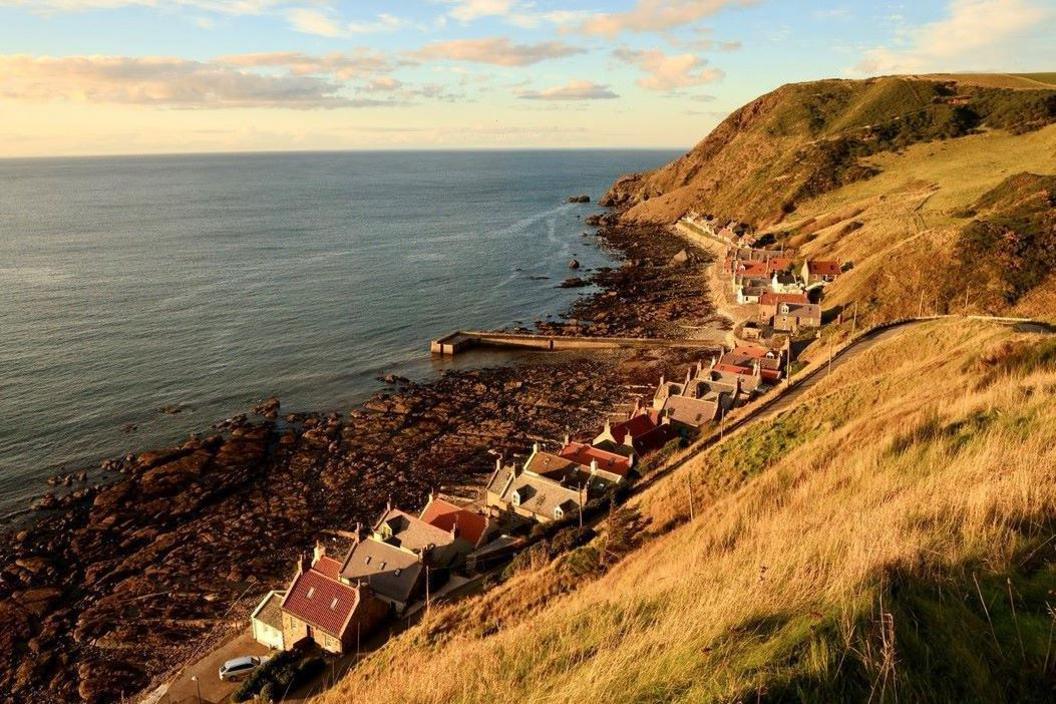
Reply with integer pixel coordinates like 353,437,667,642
727,250,841,335
247,343,788,659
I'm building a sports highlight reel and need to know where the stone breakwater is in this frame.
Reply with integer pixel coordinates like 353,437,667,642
0,216,718,703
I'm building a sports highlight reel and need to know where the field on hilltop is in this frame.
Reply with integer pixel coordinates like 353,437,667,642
317,319,1056,703
603,74,1056,229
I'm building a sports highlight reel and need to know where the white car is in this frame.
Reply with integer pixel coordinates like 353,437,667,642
218,655,266,682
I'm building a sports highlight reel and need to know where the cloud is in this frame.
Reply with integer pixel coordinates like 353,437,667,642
285,8,406,37
412,37,585,66
518,80,619,101
852,0,1051,75
613,48,724,91
218,50,395,80
578,0,756,37
440,0,586,28
0,0,286,14
0,54,393,109
444,0,517,22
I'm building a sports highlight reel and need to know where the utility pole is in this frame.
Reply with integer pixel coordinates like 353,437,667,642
425,565,431,618
851,300,858,335
687,480,696,520
918,289,925,318
578,482,585,531
827,334,833,376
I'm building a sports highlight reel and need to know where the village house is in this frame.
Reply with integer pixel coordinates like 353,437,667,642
558,440,634,480
339,535,429,614
714,345,785,385
250,590,286,651
371,505,462,569
418,493,496,553
769,270,805,295
522,442,625,494
772,302,823,333
484,458,587,524
592,403,676,457
758,291,811,322
801,259,842,286
277,546,389,655
651,364,743,432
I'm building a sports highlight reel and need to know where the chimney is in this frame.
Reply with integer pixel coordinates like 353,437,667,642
623,432,634,448
753,360,761,378
386,497,392,513
532,442,540,455
495,457,502,472
563,432,570,446
659,374,665,388
709,355,717,369
313,540,326,565
590,458,598,475
603,418,611,437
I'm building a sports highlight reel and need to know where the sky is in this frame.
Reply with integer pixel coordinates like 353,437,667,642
0,0,1053,157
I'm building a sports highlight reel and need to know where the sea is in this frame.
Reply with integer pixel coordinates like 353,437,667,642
0,149,679,518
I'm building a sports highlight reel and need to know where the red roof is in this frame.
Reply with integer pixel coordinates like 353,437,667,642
765,257,795,273
632,425,677,455
759,292,809,307
313,556,343,581
808,260,841,276
559,442,633,477
731,344,774,359
420,498,489,546
281,560,361,638
735,261,768,277
610,411,659,442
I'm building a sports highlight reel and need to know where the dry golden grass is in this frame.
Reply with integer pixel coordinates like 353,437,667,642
763,125,1056,323
316,319,1056,703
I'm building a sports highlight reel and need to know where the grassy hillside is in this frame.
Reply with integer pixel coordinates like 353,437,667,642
317,319,1056,703
764,123,1056,327
604,75,1056,228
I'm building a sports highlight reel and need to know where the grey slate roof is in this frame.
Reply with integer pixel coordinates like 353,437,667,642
340,538,424,606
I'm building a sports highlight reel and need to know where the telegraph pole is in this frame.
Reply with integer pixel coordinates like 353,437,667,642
851,300,858,335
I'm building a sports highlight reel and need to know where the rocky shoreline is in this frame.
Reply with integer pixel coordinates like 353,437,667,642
0,217,719,703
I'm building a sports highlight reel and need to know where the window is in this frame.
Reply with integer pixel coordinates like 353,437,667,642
379,561,386,569
306,587,315,599
330,598,339,610
364,555,372,565
394,568,402,576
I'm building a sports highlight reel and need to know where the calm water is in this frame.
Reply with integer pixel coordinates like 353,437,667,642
0,150,678,516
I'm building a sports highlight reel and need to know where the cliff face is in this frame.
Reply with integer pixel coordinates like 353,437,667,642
604,75,1056,228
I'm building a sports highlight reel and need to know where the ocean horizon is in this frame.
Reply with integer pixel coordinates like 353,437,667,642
0,149,679,518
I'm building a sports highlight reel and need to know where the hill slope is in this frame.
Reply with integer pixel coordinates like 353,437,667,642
603,75,1056,228
318,318,1056,703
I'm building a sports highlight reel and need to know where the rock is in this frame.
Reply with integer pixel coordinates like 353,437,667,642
159,404,183,415
568,259,581,270
668,249,690,267
252,396,281,420
559,277,589,288
567,194,590,203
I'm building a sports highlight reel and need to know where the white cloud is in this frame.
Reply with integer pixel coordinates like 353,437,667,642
0,54,394,108
852,0,1051,74
286,7,343,37
0,0,286,14
518,80,619,100
578,0,756,37
440,0,586,29
412,37,585,66
217,51,394,80
613,47,724,91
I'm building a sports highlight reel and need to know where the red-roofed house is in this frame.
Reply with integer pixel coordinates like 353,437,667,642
279,546,389,655
419,495,495,551
801,259,842,285
593,406,676,457
558,441,634,478
758,292,810,321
